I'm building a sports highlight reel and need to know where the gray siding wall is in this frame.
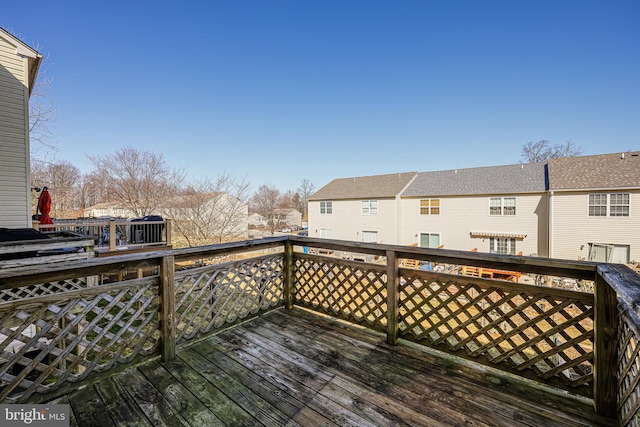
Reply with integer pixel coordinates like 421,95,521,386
0,37,30,228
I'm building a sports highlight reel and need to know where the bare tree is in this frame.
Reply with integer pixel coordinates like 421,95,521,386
29,71,57,162
30,160,81,218
88,146,184,217
521,140,584,163
163,173,251,247
77,170,111,211
296,178,315,219
251,184,281,235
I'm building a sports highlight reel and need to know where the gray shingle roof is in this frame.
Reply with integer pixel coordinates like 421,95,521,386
548,152,640,190
401,163,547,197
309,172,418,201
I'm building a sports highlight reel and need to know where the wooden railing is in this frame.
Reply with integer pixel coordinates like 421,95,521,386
33,218,172,252
0,236,638,424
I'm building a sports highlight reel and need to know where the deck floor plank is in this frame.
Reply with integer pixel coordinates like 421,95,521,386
178,347,296,427
55,307,615,426
144,355,257,426
115,369,191,427
137,360,231,426
67,382,117,427
93,377,154,427
187,341,337,427
237,314,501,426
191,339,380,427
266,308,614,427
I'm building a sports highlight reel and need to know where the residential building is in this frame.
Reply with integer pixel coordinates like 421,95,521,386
248,212,267,228
0,28,42,228
271,208,302,229
399,163,548,256
83,202,135,218
308,151,640,263
548,152,640,263
308,173,418,243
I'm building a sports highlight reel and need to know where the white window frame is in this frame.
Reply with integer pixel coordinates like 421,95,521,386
489,197,516,216
419,232,441,248
419,199,440,215
320,201,333,214
361,200,378,215
489,237,516,255
320,228,333,239
361,230,378,243
589,193,630,217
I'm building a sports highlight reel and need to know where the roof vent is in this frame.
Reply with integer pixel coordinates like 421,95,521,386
621,152,625,159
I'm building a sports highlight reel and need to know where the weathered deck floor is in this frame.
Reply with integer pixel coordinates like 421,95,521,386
53,308,615,426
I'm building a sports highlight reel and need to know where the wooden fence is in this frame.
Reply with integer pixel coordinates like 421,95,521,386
0,236,638,424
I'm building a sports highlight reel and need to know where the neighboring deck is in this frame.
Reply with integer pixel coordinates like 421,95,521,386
54,308,613,427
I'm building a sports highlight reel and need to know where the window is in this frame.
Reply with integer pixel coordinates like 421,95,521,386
320,201,332,214
490,197,516,216
420,199,440,215
489,237,516,255
588,243,630,263
320,228,333,239
361,200,378,215
588,193,630,217
588,194,607,216
419,233,440,248
610,193,630,217
361,230,378,243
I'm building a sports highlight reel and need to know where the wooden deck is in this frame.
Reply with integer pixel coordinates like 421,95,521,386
54,307,615,427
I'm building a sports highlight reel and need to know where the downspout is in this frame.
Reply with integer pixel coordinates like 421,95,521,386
549,190,554,258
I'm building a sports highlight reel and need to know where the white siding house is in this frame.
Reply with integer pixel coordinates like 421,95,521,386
308,173,417,244
0,28,41,228
399,163,549,256
548,152,640,263
83,202,135,218
308,152,640,264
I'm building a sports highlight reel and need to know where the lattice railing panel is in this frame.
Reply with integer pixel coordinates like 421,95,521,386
0,278,91,302
174,255,284,344
617,302,640,426
399,270,594,394
0,281,160,403
294,255,387,331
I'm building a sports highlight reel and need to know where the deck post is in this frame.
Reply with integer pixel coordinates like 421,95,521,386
593,271,618,417
165,219,172,247
386,249,400,345
283,240,294,309
160,254,176,362
109,219,117,251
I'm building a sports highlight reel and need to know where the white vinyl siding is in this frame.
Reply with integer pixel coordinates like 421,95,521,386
0,36,31,228
400,195,546,257
308,198,399,243
553,191,640,262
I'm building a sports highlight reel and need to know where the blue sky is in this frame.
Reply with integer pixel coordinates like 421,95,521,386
3,1,639,193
